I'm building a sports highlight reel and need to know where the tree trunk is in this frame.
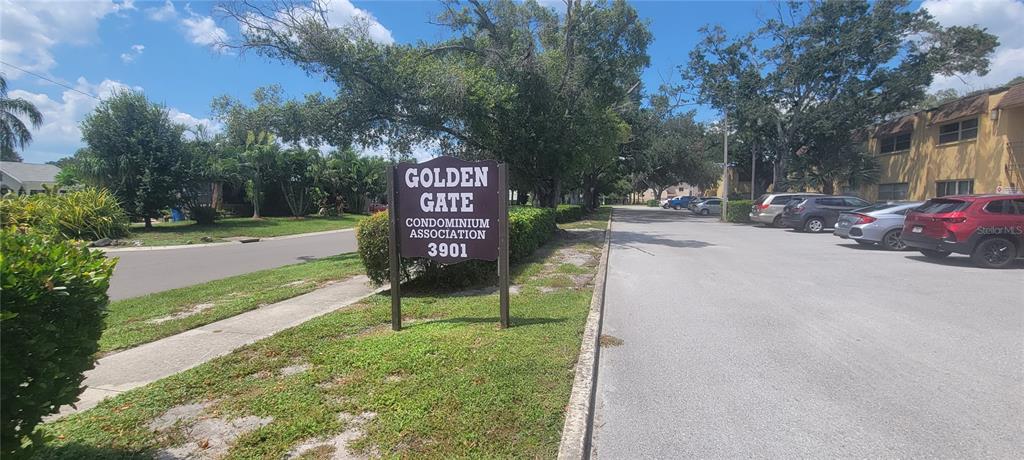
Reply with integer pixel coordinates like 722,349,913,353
653,187,665,202
144,216,152,229
822,181,834,195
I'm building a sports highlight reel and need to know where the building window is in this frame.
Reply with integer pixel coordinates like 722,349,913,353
879,132,911,154
878,183,909,201
936,179,974,197
937,118,978,144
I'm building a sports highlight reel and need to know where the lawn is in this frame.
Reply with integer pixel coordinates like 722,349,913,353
99,254,365,353
39,224,608,459
126,215,367,246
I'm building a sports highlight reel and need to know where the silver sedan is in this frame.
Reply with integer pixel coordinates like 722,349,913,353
834,201,923,250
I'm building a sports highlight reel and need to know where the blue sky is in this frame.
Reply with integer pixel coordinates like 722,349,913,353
3,0,1021,164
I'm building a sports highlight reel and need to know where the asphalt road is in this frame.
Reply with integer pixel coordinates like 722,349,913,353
592,206,1023,458
105,230,358,300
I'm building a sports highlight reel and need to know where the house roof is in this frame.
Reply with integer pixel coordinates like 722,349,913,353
995,83,1024,109
0,161,61,183
928,92,988,125
874,114,916,137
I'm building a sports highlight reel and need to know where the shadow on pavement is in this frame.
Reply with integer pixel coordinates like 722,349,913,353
612,207,717,224
903,255,1024,270
612,231,714,250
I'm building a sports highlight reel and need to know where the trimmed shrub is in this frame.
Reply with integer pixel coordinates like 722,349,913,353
1,230,116,457
188,205,219,225
0,188,129,241
357,207,557,287
725,200,753,223
555,204,587,223
645,199,659,207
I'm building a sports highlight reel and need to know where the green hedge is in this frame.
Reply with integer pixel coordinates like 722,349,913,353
357,207,557,288
555,204,587,223
0,188,129,242
725,200,753,223
1,231,117,457
645,199,659,207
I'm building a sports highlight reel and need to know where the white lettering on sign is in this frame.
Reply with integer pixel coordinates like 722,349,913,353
419,192,475,213
405,167,489,188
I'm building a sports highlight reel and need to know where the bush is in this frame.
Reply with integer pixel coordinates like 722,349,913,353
724,200,753,223
0,188,129,242
357,207,557,287
1,230,116,457
188,205,219,225
555,204,587,223
645,199,659,207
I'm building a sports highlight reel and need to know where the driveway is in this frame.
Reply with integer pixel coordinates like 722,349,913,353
592,206,1023,458
105,230,358,300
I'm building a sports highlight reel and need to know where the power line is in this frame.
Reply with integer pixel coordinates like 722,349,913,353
0,60,102,101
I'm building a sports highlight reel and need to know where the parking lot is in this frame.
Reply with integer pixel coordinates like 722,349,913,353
593,206,1023,458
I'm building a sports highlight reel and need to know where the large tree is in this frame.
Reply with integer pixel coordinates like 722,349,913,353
681,0,998,194
0,75,43,162
221,0,651,207
75,90,186,227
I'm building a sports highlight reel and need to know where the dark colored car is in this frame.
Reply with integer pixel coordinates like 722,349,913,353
900,195,1024,268
780,196,872,233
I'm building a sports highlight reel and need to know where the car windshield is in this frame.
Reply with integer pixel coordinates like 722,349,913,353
915,199,970,214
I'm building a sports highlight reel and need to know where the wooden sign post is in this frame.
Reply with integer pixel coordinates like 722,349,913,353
386,156,510,331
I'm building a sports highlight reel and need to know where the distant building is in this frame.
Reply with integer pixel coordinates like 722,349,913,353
0,161,62,195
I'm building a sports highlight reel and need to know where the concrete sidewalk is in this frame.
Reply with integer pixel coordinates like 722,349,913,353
57,275,382,418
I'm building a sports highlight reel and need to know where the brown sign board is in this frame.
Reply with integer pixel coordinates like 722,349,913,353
396,156,500,264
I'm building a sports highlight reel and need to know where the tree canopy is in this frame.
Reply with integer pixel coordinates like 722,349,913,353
0,75,43,162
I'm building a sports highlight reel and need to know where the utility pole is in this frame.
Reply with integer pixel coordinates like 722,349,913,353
721,111,729,222
751,145,757,201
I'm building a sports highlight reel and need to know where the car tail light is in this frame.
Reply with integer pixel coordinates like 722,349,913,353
794,206,805,213
757,203,770,210
854,214,876,224
940,216,967,223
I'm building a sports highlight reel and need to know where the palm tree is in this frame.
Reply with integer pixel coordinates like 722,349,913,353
0,75,43,162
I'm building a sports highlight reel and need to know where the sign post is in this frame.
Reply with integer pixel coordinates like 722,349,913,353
387,156,508,330
498,164,510,328
387,165,402,331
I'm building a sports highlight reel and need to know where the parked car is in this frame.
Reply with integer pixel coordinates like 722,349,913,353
780,195,872,232
834,201,923,250
664,196,698,210
900,195,1024,268
691,198,722,216
749,193,824,227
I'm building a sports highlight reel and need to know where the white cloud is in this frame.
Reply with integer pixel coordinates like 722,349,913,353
922,0,1024,92
146,0,177,21
240,0,394,45
181,6,229,53
10,78,217,163
168,108,222,135
0,0,132,78
120,44,145,63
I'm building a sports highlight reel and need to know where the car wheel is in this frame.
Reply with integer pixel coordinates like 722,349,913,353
804,217,825,233
881,229,906,251
971,237,1017,269
919,249,951,259
855,240,875,247
771,215,782,227
700,208,710,216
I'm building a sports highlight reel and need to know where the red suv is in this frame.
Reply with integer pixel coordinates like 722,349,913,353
900,195,1024,268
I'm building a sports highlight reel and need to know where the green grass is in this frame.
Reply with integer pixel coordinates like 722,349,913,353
39,229,607,459
559,206,612,230
99,254,365,353
127,215,367,246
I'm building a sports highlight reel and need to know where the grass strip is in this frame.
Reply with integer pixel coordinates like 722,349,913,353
99,254,364,353
41,227,607,459
127,215,367,246
559,206,611,230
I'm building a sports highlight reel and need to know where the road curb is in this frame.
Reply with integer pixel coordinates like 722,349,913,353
98,228,357,253
558,209,613,460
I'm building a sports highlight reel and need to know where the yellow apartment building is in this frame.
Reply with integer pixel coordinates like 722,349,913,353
859,83,1024,201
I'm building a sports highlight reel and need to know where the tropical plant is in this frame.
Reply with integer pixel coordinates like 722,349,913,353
278,147,319,217
0,75,43,162
0,188,130,241
240,131,279,219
